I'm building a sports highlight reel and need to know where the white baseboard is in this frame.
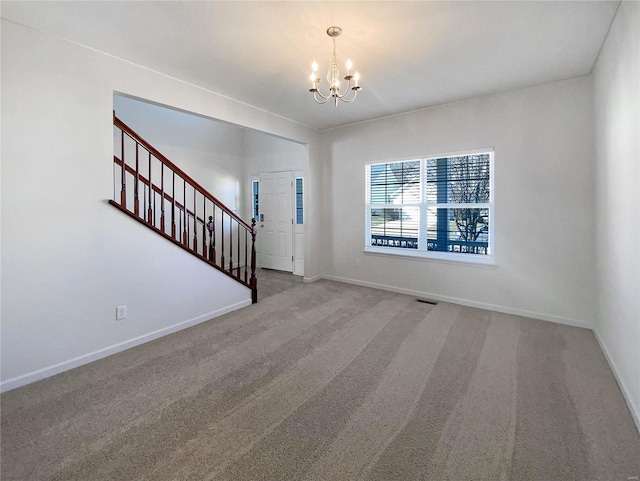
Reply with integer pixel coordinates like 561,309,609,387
0,298,252,393
321,275,592,330
303,275,323,283
592,328,640,434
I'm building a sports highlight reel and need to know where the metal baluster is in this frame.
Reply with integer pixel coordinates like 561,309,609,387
202,197,207,258
237,220,240,278
120,129,126,208
193,188,197,252
160,163,165,233
183,179,188,245
212,205,216,264
143,184,147,221
229,215,233,273
148,151,153,225
134,143,140,216
186,205,190,248
221,211,225,270
244,229,248,283
171,171,176,239
207,215,215,263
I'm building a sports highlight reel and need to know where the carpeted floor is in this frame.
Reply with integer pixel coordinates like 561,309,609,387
255,267,304,300
1,277,639,480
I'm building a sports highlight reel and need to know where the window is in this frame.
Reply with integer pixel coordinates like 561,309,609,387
365,150,493,263
252,180,259,221
295,177,304,224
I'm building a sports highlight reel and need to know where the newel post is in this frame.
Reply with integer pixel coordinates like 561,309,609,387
250,218,257,304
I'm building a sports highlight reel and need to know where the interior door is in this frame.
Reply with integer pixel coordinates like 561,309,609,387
259,171,293,272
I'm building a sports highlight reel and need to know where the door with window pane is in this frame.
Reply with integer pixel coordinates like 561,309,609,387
259,171,293,272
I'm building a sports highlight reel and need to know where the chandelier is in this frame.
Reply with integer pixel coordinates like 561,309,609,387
309,26,361,106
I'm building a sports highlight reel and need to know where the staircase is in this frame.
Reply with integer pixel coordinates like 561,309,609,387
111,112,257,303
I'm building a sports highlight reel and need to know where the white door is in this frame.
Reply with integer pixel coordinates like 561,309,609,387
259,171,293,272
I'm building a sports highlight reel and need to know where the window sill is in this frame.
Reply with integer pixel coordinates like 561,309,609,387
363,246,497,268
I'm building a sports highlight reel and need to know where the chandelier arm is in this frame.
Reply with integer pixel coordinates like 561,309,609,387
313,91,332,104
333,81,352,100
314,83,358,103
338,89,358,103
313,89,332,103
313,89,330,101
343,77,352,91
335,77,358,100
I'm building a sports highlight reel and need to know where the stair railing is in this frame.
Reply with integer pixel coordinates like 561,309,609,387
111,112,257,303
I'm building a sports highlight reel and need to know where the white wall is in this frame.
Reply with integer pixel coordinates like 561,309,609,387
244,130,306,174
593,1,640,430
305,135,332,281
323,76,597,327
0,20,318,389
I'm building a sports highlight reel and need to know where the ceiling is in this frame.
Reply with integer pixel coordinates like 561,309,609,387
2,1,619,131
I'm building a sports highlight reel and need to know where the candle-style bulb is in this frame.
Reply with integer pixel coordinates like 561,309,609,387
312,61,318,72
346,59,352,72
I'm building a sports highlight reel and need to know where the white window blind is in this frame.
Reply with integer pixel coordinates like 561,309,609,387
365,151,494,262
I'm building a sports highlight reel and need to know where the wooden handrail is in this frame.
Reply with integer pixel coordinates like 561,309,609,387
113,112,251,231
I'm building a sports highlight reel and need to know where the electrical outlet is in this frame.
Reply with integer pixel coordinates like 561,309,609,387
116,305,127,320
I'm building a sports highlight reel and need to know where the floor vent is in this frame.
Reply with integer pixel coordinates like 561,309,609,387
416,298,438,305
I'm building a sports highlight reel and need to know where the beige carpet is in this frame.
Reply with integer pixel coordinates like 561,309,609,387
2,279,639,480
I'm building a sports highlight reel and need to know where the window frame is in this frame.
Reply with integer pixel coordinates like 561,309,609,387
364,148,495,266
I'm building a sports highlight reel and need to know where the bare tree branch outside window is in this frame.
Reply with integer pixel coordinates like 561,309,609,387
448,154,490,242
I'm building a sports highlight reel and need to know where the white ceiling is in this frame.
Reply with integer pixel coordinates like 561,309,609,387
2,1,619,131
